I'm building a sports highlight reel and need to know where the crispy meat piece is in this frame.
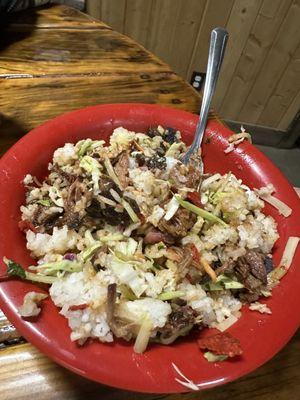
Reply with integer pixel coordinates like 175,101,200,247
113,152,129,189
243,250,268,284
99,176,122,198
198,332,242,357
86,198,130,226
158,208,196,238
158,304,198,344
147,127,161,138
215,250,269,303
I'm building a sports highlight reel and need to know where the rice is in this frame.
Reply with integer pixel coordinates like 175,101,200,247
13,125,281,354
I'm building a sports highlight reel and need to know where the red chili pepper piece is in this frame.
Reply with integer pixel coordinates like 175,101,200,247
198,332,242,357
18,220,37,233
69,304,88,311
138,213,146,225
186,191,202,207
190,244,200,263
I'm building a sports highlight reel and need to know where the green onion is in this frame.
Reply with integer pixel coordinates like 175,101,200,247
121,199,140,223
203,274,244,291
81,242,102,262
36,199,51,207
3,258,57,284
104,157,121,188
29,260,83,276
120,284,137,301
99,233,124,242
174,195,228,226
202,281,223,291
157,290,185,301
204,351,228,362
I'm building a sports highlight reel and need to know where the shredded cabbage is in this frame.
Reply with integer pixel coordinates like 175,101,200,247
109,256,146,297
133,315,152,353
80,242,102,262
29,260,82,276
104,157,121,188
80,155,102,193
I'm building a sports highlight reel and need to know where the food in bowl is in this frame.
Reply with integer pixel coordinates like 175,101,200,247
3,125,296,358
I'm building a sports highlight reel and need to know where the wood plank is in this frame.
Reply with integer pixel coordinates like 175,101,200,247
0,73,200,154
146,0,181,66
278,91,300,131
164,0,207,78
212,0,263,110
4,4,104,29
98,0,127,33
238,0,300,125
257,43,300,127
219,0,292,120
124,0,154,48
0,330,299,400
86,0,102,20
0,28,169,76
187,0,235,80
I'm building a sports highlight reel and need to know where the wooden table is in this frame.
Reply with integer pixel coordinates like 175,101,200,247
0,5,299,400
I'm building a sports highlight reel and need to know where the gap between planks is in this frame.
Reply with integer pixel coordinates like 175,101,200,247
0,71,176,80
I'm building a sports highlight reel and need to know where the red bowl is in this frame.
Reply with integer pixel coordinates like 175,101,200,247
0,104,299,393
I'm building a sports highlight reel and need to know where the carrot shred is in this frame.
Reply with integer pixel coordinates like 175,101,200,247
200,257,217,282
133,140,145,152
69,304,88,311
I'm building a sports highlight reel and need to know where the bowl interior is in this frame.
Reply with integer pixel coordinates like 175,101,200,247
0,103,299,393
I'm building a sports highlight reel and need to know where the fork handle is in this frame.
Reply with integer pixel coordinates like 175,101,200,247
183,27,228,165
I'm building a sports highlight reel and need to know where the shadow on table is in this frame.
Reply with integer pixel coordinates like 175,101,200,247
0,5,40,51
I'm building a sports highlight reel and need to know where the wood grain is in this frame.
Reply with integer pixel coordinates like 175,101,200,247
257,43,300,128
0,73,200,156
4,4,104,29
278,90,300,131
212,0,263,110
219,0,292,121
238,0,300,124
0,330,299,400
124,0,154,48
0,28,168,76
86,0,300,131
187,0,235,79
98,0,127,33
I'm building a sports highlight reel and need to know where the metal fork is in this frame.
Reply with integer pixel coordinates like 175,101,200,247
182,27,228,172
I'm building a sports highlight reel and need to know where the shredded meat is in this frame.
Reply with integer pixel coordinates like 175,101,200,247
106,284,135,341
158,208,196,238
51,164,76,184
158,304,199,344
169,164,201,190
144,229,175,244
185,165,202,189
167,244,194,273
215,250,269,303
113,152,129,189
57,180,91,230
